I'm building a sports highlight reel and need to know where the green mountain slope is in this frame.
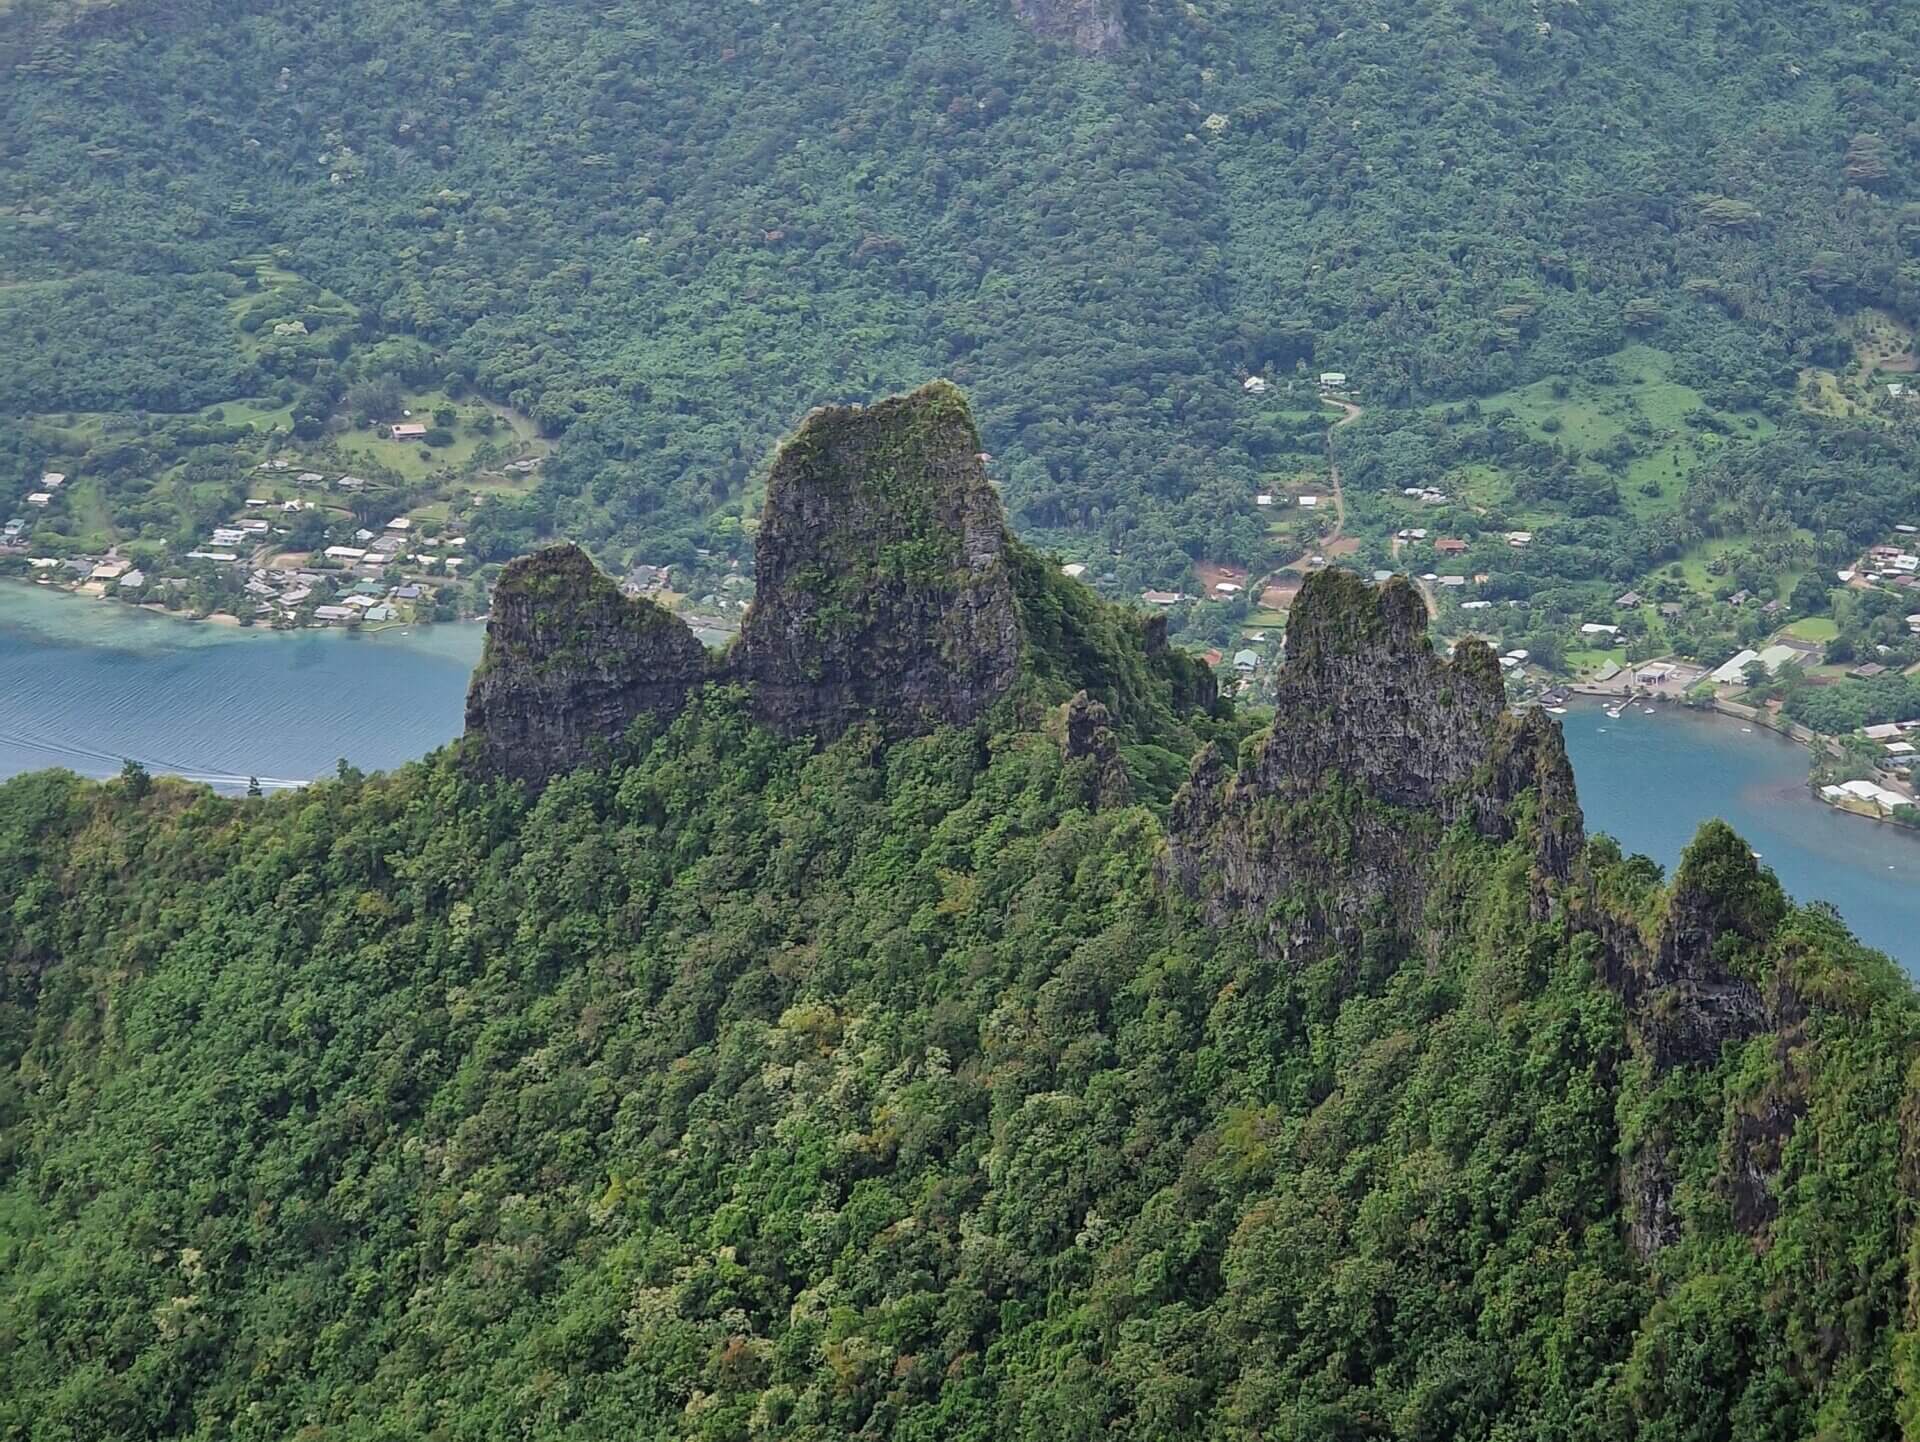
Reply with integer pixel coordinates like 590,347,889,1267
5,391,1920,1440
5,0,1920,586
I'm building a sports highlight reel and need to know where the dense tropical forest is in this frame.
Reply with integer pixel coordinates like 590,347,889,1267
7,0,1920,605
4,598,1920,1439
11,4,1920,1426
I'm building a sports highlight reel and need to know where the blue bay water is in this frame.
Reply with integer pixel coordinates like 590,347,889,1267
0,582,484,790
1560,700,1920,968
5,580,1919,967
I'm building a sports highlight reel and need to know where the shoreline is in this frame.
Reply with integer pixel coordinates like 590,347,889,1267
1563,683,1916,833
1,576,475,641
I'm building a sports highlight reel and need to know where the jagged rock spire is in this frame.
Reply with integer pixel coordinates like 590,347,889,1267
464,382,1022,786
736,381,1020,740
463,543,710,786
1167,568,1584,958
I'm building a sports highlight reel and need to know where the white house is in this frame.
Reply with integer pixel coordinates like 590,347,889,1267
1242,376,1269,394
1318,372,1348,389
1826,779,1912,816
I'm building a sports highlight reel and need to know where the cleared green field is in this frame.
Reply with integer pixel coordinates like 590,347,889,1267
1783,616,1839,643
1566,646,1628,675
206,397,297,431
331,390,543,484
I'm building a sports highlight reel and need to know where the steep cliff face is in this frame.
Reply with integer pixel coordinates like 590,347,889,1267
1013,0,1126,54
1593,822,1794,1256
464,544,710,786
1166,569,1582,960
1052,690,1132,809
468,384,1039,785
734,382,1021,741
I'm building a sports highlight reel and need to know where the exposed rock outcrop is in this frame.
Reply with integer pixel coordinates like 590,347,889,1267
734,382,1020,740
1053,691,1132,808
1013,0,1125,55
466,383,1034,788
1166,569,1583,960
1590,822,1779,1071
1596,822,1795,1257
463,544,711,786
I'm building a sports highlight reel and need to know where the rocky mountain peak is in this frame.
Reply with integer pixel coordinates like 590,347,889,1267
465,383,1024,786
463,543,710,786
735,380,1020,739
1168,568,1583,959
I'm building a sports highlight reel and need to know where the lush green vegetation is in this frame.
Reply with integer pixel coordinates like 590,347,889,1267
5,656,1920,1437
8,0,1920,607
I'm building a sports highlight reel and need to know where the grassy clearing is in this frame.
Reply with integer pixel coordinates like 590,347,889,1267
1796,367,1858,419
1466,346,1775,531
61,476,121,549
1665,533,1809,603
1566,646,1628,675
330,389,543,484
206,396,297,431
1783,616,1839,643
1851,307,1915,379
1483,344,1701,445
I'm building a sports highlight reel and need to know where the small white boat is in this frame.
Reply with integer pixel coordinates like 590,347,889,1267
1545,706,1567,715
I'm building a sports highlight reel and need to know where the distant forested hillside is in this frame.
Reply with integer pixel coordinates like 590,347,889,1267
5,0,1919,583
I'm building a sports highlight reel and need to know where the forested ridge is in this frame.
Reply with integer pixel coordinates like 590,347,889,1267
13,11,1920,1432
5,552,1920,1438
7,0,1920,583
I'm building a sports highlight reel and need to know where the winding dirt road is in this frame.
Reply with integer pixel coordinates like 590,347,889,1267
1388,533,1441,619
1317,396,1358,544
